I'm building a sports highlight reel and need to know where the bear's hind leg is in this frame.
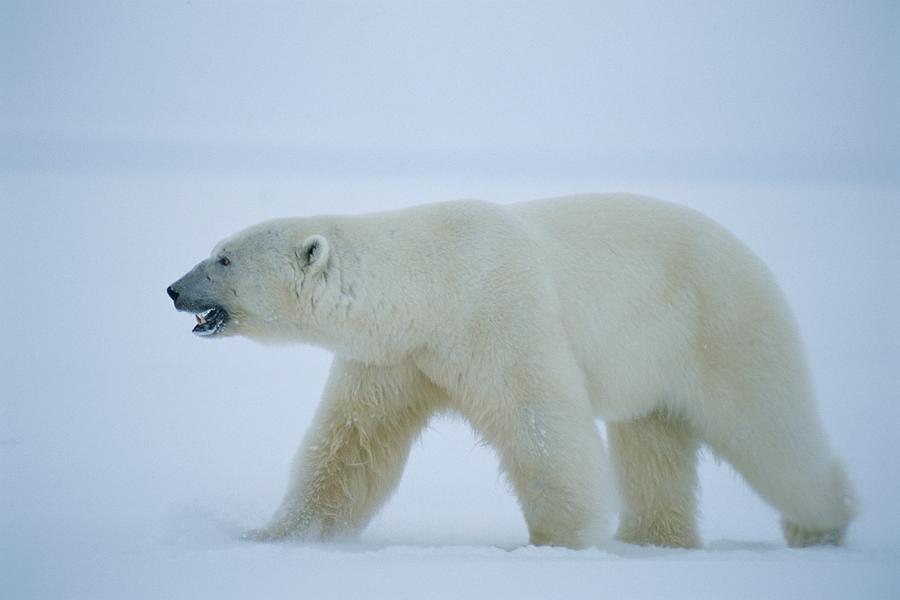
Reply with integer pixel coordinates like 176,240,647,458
702,400,855,548
608,410,700,549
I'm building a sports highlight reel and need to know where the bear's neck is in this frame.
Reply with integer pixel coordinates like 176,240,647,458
309,218,456,365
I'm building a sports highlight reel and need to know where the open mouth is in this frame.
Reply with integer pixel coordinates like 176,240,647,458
192,306,229,337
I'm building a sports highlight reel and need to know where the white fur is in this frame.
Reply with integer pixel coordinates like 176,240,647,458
207,194,854,548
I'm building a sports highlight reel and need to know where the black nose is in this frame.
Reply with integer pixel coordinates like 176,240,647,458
167,286,179,301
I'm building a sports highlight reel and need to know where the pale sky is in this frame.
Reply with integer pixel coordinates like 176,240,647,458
2,1,897,180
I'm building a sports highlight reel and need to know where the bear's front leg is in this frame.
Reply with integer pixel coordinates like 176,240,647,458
245,358,445,542
461,370,612,549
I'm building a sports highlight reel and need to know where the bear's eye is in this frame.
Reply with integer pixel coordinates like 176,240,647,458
219,256,231,266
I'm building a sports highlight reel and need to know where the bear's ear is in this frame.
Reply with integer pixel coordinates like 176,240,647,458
297,234,330,271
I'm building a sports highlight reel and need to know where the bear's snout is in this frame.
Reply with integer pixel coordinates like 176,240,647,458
168,260,219,313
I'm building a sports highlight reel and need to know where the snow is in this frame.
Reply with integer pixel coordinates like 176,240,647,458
10,540,900,600
2,175,898,599
2,2,898,598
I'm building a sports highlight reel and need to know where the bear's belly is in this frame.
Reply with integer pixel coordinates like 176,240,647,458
572,324,700,423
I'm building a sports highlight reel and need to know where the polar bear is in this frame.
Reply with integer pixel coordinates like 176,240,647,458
167,194,855,549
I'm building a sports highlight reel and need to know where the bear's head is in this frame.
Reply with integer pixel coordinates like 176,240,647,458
167,220,330,341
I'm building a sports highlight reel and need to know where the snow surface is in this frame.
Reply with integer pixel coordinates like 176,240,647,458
2,175,898,599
